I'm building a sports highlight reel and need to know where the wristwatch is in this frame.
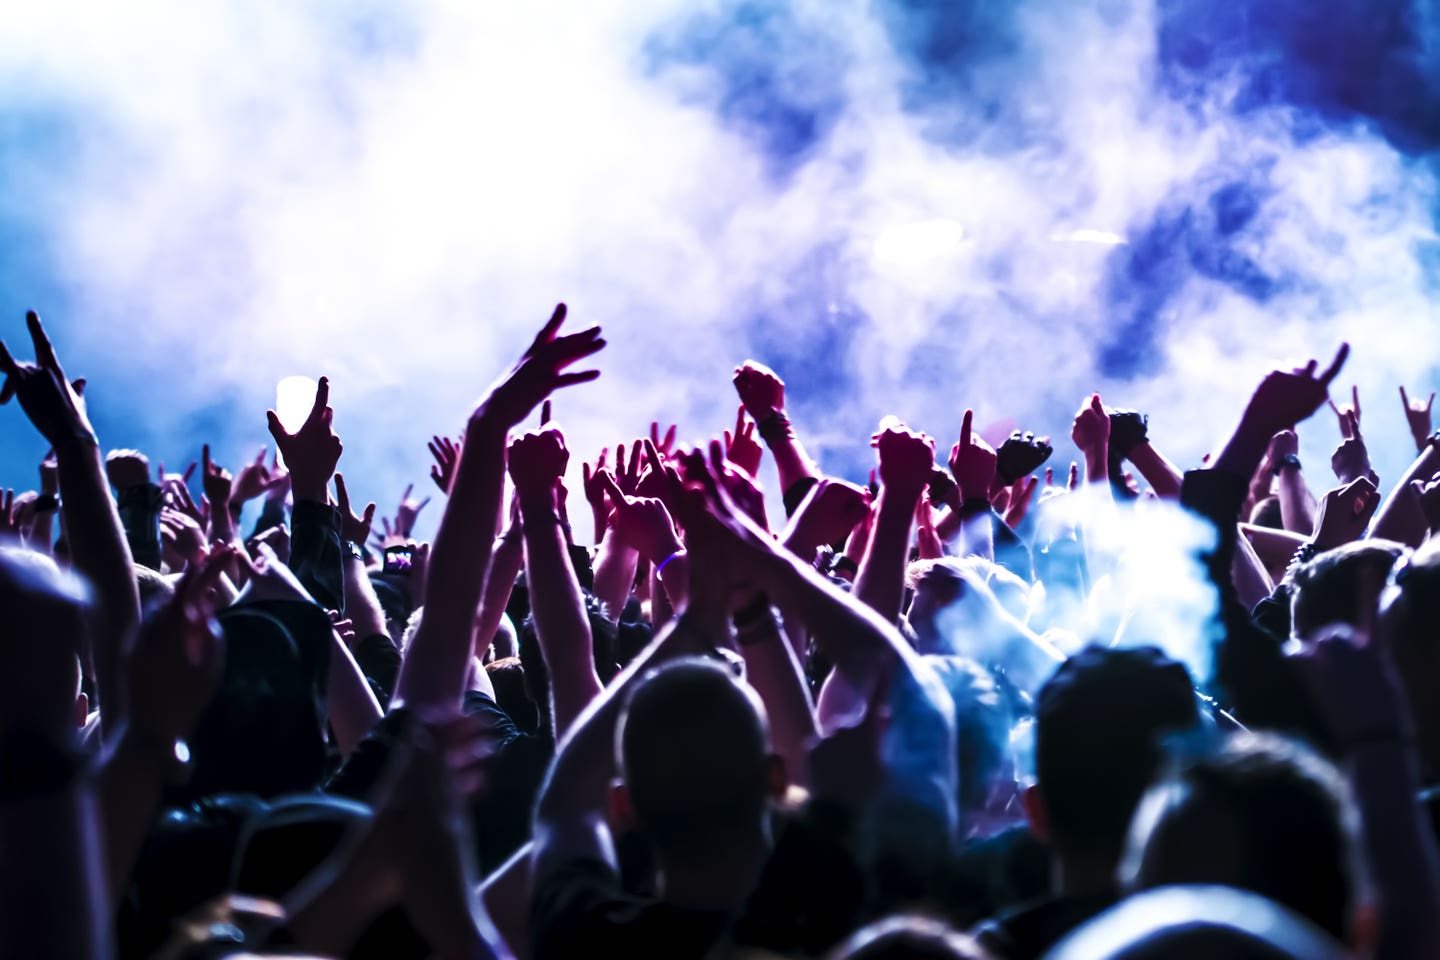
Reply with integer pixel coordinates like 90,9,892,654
1273,454,1302,476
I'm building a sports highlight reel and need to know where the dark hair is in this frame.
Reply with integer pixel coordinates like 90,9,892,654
1291,540,1405,638
1035,645,1199,867
618,657,770,857
1125,732,1357,941
485,656,536,735
827,915,989,960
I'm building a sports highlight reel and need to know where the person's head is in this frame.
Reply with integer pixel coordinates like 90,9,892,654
825,915,989,960
614,657,783,864
0,545,92,740
1122,732,1360,942
1290,540,1406,639
485,656,535,734
1047,885,1347,960
1377,538,1440,775
1028,645,1199,890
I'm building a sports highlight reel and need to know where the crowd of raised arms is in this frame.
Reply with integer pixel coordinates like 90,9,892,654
4,304,1440,960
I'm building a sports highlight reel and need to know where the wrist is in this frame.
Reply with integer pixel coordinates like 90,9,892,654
517,486,560,514
291,479,328,504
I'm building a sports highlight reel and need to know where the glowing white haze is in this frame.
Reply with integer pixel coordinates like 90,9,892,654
1,0,1435,555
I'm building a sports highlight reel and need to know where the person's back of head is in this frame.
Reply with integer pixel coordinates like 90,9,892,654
1031,645,1199,885
1290,539,1406,638
1045,885,1347,960
1377,538,1440,777
618,656,777,862
0,545,91,740
1121,732,1358,942
826,915,989,960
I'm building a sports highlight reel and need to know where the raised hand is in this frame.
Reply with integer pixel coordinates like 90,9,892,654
1245,344,1349,433
927,467,959,510
507,426,569,496
996,430,1053,486
160,508,208,569
200,444,233,514
1268,428,1300,464
0,489,17,538
1400,385,1435,451
613,438,643,495
650,421,678,460
1070,393,1111,459
597,470,682,565
635,437,685,512
266,376,342,503
724,406,763,478
1311,476,1380,551
481,304,604,429
334,473,377,545
581,446,611,542
948,409,998,504
39,452,58,496
1004,476,1039,528
231,446,285,504
732,359,786,420
707,438,768,530
1331,412,1378,487
1106,409,1149,460
1326,385,1362,434
163,474,207,528
391,483,431,539
105,449,152,491
1409,471,1440,533
0,311,94,450
871,418,934,497
427,435,461,495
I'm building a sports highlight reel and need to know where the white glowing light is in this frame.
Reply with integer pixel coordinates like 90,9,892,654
1049,228,1129,246
872,219,968,266
275,376,319,433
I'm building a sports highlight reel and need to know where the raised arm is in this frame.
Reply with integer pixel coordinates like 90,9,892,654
267,378,346,611
511,425,604,738
394,305,604,713
0,312,139,742
855,420,933,623
733,360,819,511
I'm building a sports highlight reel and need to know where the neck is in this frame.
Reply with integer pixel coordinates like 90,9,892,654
655,826,772,912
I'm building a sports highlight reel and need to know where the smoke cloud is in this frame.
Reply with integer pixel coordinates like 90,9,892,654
0,0,1436,541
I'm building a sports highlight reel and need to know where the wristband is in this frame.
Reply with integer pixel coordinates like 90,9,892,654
1273,454,1302,476
344,540,364,562
33,493,58,513
831,555,858,576
1286,541,1319,575
656,549,684,578
755,410,792,443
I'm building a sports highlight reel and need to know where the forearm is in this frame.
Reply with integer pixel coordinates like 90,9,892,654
1275,469,1316,535
1082,446,1111,491
289,501,346,612
955,508,995,561
757,411,819,496
473,534,523,659
916,510,944,561
98,731,174,896
854,486,920,624
342,554,389,640
1126,441,1183,499
591,530,638,622
27,507,55,555
1230,525,1275,611
326,631,384,757
58,438,140,737
1370,443,1440,547
1351,742,1440,960
395,416,506,710
282,828,398,958
737,606,817,787
520,487,602,738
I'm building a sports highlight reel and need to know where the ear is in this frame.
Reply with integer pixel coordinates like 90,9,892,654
765,754,788,801
1023,783,1050,844
74,692,89,729
609,781,636,834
